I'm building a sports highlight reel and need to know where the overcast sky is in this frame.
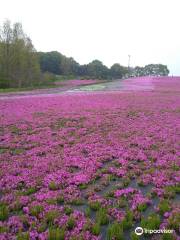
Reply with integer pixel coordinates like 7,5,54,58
0,0,180,75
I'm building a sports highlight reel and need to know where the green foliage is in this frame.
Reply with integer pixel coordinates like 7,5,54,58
89,201,101,211
141,213,161,230
158,200,170,215
48,227,65,240
0,225,9,233
0,203,9,221
137,203,147,212
167,212,180,231
121,210,133,230
85,207,91,217
110,63,128,79
45,210,59,225
106,222,124,240
0,20,41,88
105,190,114,198
67,217,76,230
130,232,140,240
79,184,87,190
162,233,175,240
22,187,37,196
117,197,127,208
56,195,64,204
64,206,73,215
30,205,43,217
91,222,101,236
96,208,109,225
17,232,30,240
122,178,130,187
164,185,180,198
38,222,47,233
70,198,84,206
48,181,59,190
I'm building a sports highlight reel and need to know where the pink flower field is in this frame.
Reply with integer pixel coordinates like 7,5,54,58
0,77,180,240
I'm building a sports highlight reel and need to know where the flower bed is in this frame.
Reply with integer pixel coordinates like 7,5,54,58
0,77,179,239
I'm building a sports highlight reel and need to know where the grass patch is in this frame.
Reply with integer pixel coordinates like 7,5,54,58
107,221,124,240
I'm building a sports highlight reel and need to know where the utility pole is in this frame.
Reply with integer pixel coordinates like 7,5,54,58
128,55,131,69
128,55,131,76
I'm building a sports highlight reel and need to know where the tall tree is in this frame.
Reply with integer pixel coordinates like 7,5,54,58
0,20,41,88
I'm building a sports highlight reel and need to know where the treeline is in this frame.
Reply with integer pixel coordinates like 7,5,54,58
38,52,129,80
38,51,169,80
0,20,169,89
38,51,169,79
